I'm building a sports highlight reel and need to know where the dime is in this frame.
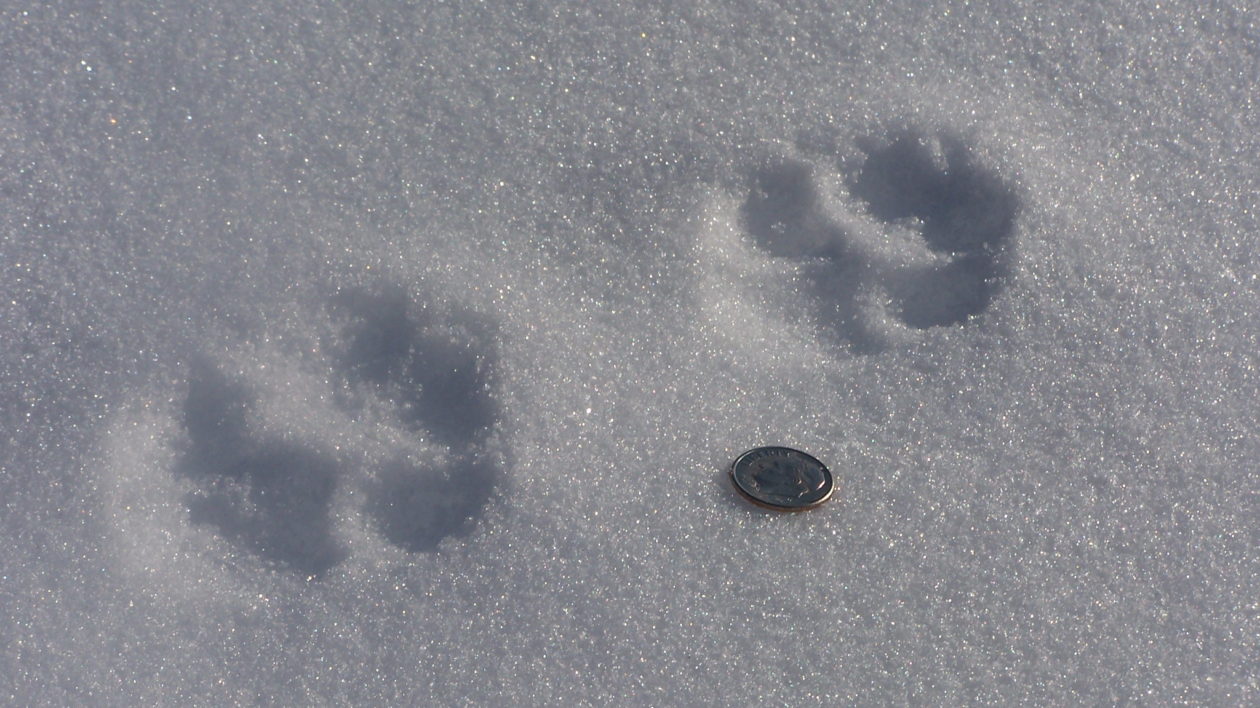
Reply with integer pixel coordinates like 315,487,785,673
729,446,833,511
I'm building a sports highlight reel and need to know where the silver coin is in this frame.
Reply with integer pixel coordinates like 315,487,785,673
730,446,833,511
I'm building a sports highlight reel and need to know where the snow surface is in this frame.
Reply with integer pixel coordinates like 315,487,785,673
3,1,1259,704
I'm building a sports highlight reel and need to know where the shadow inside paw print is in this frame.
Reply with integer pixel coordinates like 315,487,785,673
366,455,499,553
740,130,1020,348
333,286,497,447
331,286,502,552
178,360,346,578
173,286,503,576
849,131,1019,328
742,160,874,348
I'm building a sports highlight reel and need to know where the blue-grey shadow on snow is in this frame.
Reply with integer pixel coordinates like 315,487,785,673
172,284,504,574
849,130,1020,328
330,285,502,553
178,359,347,577
741,159,883,353
365,455,499,553
740,130,1020,348
332,286,498,447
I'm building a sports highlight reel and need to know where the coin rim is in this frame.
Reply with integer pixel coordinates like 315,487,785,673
729,446,834,512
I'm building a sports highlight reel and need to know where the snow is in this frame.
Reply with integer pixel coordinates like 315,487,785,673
3,1,1258,704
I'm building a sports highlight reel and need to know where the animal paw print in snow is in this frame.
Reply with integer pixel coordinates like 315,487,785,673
179,359,347,577
177,286,501,577
330,287,500,554
741,130,1020,349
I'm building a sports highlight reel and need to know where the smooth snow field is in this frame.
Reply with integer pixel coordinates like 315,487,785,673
3,2,1258,704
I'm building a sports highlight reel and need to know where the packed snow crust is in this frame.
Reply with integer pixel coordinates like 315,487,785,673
3,1,1258,704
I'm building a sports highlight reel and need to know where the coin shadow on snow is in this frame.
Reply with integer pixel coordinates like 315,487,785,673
175,285,502,576
740,129,1020,352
